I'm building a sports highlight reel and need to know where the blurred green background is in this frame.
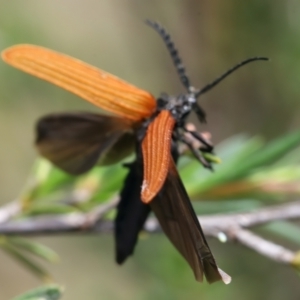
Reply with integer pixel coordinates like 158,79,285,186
1,1,300,299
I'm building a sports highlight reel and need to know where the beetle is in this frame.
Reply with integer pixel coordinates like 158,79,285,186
1,20,267,283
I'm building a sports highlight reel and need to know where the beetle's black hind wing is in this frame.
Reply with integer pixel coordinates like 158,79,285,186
150,159,230,284
115,161,151,264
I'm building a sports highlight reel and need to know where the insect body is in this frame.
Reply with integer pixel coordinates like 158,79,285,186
1,20,267,284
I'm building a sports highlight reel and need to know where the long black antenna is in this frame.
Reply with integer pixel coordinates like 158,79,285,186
146,20,191,91
195,57,269,97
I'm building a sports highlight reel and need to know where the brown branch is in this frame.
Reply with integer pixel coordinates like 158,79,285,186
0,199,299,267
233,228,295,264
0,200,22,224
199,200,300,229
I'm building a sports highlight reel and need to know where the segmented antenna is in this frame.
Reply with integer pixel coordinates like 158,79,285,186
146,20,269,99
146,20,191,91
196,57,269,97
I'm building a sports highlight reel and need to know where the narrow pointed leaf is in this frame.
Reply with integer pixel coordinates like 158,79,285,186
9,237,59,263
12,285,63,300
1,241,51,280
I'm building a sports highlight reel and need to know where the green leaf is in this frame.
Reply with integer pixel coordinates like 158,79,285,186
202,152,222,164
192,199,263,215
223,131,300,184
180,135,264,196
89,164,128,203
247,130,300,168
21,159,75,204
8,237,59,263
0,240,51,280
182,131,300,197
261,221,300,245
12,285,63,300
292,252,300,270
24,203,77,216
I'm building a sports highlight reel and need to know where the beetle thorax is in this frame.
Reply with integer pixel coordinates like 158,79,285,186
157,92,197,122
